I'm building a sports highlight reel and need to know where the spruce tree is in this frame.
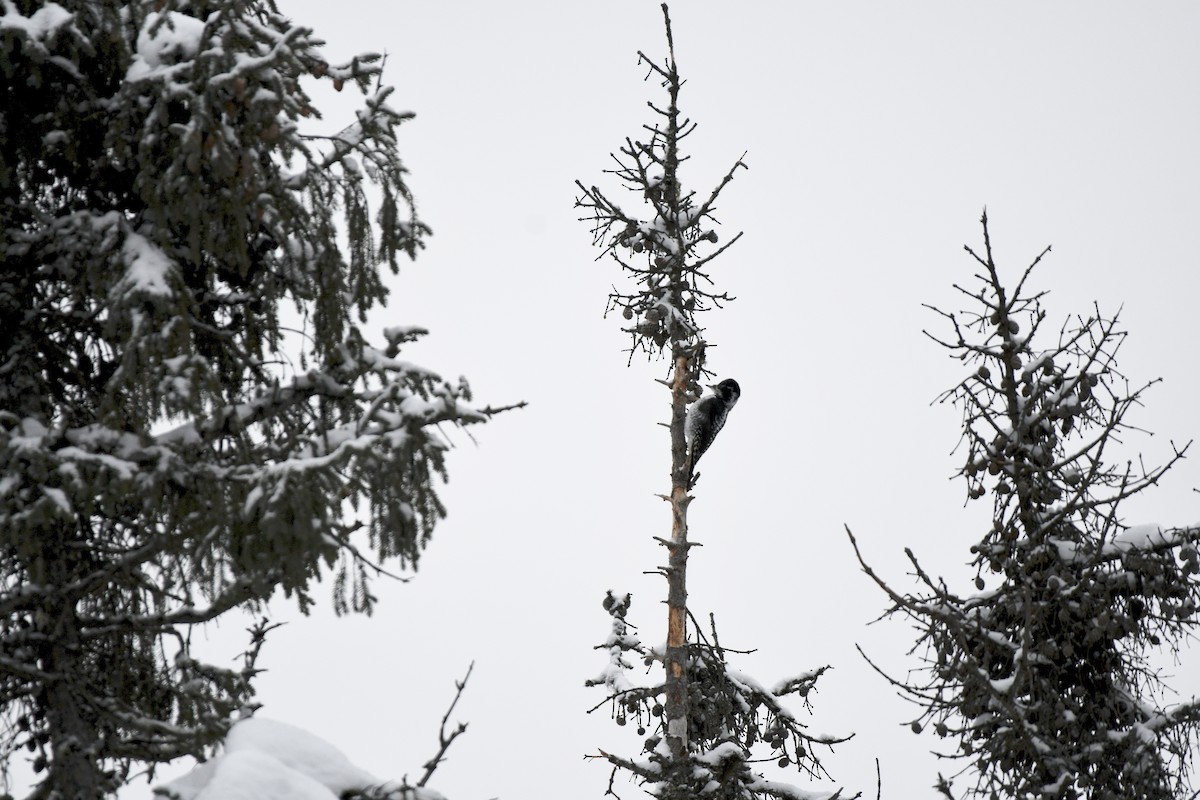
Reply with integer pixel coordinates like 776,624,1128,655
850,213,1200,799
0,2,502,796
576,7,856,799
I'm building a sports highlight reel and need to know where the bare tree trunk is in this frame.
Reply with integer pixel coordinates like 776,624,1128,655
43,635,104,798
39,546,106,800
663,351,692,759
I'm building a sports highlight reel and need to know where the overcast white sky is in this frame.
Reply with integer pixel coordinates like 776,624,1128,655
41,2,1200,799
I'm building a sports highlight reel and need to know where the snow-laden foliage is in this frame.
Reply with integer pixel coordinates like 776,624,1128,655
587,593,853,800
851,213,1200,800
0,1,501,795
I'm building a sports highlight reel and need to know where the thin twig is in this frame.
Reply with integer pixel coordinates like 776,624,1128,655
417,661,474,787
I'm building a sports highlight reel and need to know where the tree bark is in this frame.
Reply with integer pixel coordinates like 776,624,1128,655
664,351,691,760
39,532,107,800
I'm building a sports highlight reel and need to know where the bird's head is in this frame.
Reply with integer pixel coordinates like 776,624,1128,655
712,378,740,407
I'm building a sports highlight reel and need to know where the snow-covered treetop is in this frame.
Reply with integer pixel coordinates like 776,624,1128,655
574,4,745,378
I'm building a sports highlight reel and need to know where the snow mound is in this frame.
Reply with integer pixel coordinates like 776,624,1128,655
119,231,177,298
0,1,73,42
126,11,206,82
155,718,379,800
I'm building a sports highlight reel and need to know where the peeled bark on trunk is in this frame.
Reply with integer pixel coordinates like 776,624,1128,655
663,351,692,760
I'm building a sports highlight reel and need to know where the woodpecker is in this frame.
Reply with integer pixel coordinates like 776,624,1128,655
685,378,740,483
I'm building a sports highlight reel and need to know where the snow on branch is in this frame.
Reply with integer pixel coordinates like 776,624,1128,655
586,593,858,800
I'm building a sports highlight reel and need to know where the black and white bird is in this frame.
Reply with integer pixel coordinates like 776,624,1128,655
685,378,740,482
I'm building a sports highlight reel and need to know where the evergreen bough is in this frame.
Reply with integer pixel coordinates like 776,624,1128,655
0,1,504,795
